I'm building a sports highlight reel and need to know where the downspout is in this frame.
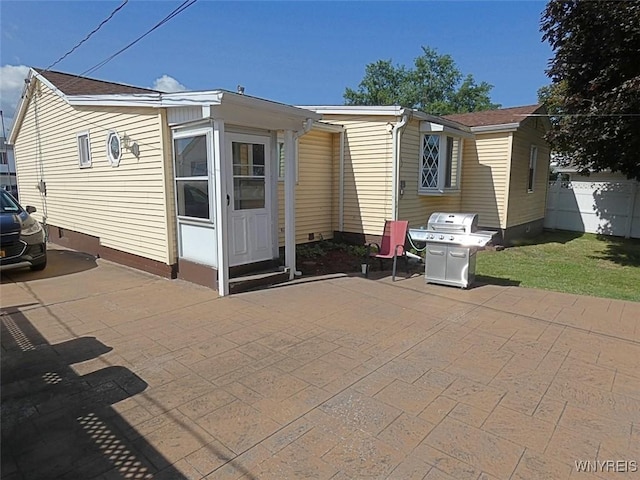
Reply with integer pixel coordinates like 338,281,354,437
285,118,314,280
338,130,345,231
391,111,410,220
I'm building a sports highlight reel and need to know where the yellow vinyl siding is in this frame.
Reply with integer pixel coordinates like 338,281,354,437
277,129,336,245
460,132,511,229
319,115,394,236
398,120,462,227
13,80,171,263
507,118,550,227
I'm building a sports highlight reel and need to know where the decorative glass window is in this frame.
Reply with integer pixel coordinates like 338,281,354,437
77,131,91,168
420,134,462,193
174,134,210,220
106,131,122,167
528,145,538,192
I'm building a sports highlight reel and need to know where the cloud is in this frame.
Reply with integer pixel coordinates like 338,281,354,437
152,75,187,93
0,65,30,134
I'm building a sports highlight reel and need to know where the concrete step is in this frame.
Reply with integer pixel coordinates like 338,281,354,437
228,269,290,294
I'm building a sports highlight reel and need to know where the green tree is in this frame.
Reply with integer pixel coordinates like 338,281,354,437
541,0,640,180
344,46,499,115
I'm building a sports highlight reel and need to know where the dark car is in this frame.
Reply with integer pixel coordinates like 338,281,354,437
0,190,47,271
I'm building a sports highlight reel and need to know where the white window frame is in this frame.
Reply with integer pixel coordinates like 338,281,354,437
106,130,122,167
419,133,462,195
173,128,214,223
528,145,538,193
77,131,92,168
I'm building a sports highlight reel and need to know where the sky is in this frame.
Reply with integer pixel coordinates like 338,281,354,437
0,0,553,132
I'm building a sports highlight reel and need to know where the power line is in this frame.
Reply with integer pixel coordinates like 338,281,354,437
45,0,129,71
80,0,198,79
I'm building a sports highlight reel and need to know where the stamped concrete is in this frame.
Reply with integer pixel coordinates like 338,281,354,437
1,246,640,479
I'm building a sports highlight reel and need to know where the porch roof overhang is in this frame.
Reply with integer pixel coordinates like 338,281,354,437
300,105,472,136
163,91,321,131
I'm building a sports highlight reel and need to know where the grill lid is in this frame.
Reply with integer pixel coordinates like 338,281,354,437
427,212,478,234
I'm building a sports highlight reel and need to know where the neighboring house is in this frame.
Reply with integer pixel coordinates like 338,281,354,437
0,136,18,199
9,68,550,295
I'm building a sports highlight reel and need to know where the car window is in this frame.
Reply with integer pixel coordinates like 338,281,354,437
0,190,21,213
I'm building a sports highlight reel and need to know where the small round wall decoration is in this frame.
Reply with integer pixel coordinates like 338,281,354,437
107,131,122,167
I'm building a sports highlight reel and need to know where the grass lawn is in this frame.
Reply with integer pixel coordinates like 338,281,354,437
476,231,640,302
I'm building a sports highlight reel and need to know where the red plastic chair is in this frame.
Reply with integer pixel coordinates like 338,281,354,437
366,220,409,281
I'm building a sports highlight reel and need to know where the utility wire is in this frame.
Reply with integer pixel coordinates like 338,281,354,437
45,0,129,71
33,0,198,96
80,0,197,79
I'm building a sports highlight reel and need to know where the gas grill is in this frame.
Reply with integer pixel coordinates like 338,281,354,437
409,212,495,288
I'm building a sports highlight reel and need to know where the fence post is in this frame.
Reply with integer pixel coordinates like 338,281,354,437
625,181,638,239
549,179,562,230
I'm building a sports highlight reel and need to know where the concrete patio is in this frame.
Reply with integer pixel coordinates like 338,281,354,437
1,246,639,479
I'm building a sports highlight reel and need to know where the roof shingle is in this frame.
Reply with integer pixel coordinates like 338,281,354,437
34,69,159,96
443,104,542,127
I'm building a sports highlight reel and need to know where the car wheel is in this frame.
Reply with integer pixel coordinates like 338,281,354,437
30,259,47,271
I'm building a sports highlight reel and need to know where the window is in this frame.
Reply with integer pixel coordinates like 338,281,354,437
106,131,122,167
419,134,462,193
528,145,538,192
232,141,265,210
174,134,210,220
0,151,7,165
77,131,91,168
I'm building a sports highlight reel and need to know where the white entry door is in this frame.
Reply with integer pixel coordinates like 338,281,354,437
226,133,273,266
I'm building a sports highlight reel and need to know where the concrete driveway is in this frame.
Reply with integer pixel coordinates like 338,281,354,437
2,246,639,479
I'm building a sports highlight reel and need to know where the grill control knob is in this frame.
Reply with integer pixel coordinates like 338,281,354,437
449,235,454,241
439,235,444,240
429,234,434,239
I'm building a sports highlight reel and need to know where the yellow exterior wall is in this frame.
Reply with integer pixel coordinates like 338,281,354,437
460,132,512,229
277,129,336,245
13,80,172,263
398,119,462,227
319,115,395,236
507,117,551,227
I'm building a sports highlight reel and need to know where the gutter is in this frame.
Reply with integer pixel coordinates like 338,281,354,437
391,111,410,220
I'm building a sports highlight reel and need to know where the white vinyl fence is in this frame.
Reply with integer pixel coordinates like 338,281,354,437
545,180,640,238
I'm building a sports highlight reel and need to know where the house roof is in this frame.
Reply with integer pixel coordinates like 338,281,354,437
34,68,159,96
9,68,321,143
443,104,543,128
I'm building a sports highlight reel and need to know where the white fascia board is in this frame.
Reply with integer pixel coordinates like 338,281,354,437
67,91,224,108
160,91,224,106
470,123,520,133
420,120,473,138
311,121,344,133
68,93,162,107
9,68,50,144
32,69,68,100
299,105,407,116
222,92,321,122
421,122,444,132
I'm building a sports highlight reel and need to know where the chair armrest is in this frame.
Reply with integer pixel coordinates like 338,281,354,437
366,243,381,257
